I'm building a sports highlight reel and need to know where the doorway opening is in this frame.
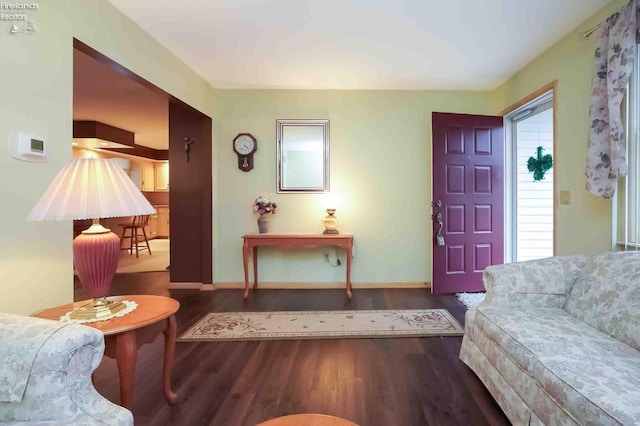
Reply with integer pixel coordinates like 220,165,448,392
72,38,213,285
504,90,555,262
73,48,171,274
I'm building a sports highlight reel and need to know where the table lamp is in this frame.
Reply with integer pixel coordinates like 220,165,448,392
321,192,341,234
27,158,156,320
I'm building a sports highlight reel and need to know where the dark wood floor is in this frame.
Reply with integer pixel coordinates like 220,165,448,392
76,272,509,426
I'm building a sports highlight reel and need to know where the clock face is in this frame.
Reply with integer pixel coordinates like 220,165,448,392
234,135,255,155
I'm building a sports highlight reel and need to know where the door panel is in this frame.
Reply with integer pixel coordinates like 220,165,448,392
432,112,504,294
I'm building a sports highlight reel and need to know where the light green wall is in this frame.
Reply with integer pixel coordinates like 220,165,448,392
211,90,496,284
210,0,625,283
0,0,214,315
494,0,625,255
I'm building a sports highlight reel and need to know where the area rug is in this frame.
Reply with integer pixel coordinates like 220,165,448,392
177,309,464,342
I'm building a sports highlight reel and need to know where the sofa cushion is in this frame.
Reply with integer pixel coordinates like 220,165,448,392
536,355,640,425
476,306,640,424
461,333,559,425
482,255,587,309
476,307,639,372
565,251,640,351
471,327,582,425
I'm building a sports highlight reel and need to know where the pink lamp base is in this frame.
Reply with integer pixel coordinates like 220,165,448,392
73,230,120,298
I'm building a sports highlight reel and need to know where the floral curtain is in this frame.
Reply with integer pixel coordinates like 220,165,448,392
586,0,639,199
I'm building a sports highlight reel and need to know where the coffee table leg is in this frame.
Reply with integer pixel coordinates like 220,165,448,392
163,315,178,404
115,330,137,410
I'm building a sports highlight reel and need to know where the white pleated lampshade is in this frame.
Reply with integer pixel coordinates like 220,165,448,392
27,158,156,221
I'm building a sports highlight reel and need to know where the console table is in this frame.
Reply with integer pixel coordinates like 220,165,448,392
242,233,354,299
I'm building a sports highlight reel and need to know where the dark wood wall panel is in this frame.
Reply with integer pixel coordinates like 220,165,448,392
169,102,213,284
104,146,169,160
73,120,135,145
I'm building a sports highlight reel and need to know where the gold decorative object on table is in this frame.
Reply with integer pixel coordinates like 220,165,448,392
321,192,341,234
322,208,339,234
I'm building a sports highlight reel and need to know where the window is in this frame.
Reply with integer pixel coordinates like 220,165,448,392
505,90,555,262
616,45,640,250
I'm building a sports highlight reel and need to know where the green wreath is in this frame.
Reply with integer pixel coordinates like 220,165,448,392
527,146,553,182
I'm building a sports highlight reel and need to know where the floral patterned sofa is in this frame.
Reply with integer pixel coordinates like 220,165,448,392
0,313,133,425
459,251,640,425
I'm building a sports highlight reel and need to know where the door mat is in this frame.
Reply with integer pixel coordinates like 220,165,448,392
178,309,464,342
456,292,486,309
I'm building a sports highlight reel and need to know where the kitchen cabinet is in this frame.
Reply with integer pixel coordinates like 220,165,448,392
141,161,155,191
157,207,170,238
155,162,169,191
140,160,169,192
146,212,159,239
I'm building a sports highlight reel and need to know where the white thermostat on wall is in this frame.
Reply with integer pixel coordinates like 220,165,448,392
8,130,49,162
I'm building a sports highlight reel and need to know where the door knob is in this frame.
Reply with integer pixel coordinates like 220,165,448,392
434,212,445,247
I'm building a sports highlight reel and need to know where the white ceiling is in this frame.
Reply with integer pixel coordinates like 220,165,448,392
106,0,609,90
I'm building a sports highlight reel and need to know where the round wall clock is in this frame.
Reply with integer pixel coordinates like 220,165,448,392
233,133,257,172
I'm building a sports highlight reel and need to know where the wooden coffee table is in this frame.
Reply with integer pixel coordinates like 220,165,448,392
258,414,358,426
31,294,180,411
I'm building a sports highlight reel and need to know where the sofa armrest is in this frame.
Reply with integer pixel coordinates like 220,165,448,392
0,315,132,425
480,255,587,309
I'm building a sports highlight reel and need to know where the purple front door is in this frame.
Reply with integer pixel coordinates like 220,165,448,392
431,112,504,294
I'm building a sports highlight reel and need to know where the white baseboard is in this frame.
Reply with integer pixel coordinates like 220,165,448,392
210,281,430,290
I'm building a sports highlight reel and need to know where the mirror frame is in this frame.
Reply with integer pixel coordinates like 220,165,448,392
276,119,330,193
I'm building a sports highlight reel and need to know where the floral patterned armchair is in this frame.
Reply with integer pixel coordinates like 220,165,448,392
0,313,133,425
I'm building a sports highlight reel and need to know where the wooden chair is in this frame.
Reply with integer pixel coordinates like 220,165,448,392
118,215,152,258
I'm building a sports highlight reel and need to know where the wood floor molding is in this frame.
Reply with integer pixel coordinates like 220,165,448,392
173,282,433,291
168,282,202,290
212,281,430,290
499,80,557,116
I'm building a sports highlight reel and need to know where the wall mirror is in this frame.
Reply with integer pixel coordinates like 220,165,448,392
277,119,329,193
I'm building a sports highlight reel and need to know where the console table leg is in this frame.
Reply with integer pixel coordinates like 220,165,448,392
252,246,258,290
243,243,250,299
346,246,353,299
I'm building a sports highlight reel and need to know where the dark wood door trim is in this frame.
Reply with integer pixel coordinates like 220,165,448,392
73,38,207,117
201,116,213,284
